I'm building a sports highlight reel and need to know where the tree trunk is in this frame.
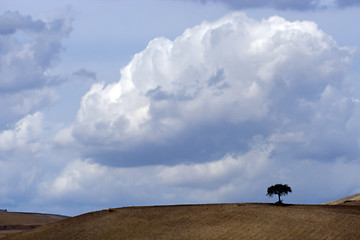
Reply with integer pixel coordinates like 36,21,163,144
278,194,281,203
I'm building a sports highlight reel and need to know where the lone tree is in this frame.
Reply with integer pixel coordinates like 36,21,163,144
267,184,292,204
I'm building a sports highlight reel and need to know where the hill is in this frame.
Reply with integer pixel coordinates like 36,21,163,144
3,203,360,240
0,212,67,239
323,193,360,205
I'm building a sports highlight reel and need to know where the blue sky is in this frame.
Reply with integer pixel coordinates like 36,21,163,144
1,0,360,216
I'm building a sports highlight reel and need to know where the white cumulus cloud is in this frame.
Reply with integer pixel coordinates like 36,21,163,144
71,12,355,167
0,112,43,153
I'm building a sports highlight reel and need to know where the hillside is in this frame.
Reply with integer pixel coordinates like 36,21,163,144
323,193,360,205
4,203,360,240
0,212,66,239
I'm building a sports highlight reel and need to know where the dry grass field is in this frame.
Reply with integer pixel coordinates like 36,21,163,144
0,212,65,239
3,201,360,240
324,193,360,205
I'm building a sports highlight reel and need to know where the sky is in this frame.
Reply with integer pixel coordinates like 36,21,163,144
0,0,360,216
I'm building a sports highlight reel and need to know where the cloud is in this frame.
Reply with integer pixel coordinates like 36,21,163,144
0,111,63,212
178,0,360,10
0,10,74,213
38,142,272,213
1,9,359,215
39,141,360,214
0,112,43,152
0,88,58,127
70,12,356,168
211,0,322,10
0,11,72,128
72,69,97,81
336,0,360,7
0,11,45,35
157,143,272,188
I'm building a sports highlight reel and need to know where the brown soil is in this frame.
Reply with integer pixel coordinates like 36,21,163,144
4,203,360,240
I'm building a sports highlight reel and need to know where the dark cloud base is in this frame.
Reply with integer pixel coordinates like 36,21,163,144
85,120,273,167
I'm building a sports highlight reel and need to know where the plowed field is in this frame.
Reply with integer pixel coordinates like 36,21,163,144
4,203,360,240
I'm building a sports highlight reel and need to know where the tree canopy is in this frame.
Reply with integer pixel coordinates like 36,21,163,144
267,184,292,203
